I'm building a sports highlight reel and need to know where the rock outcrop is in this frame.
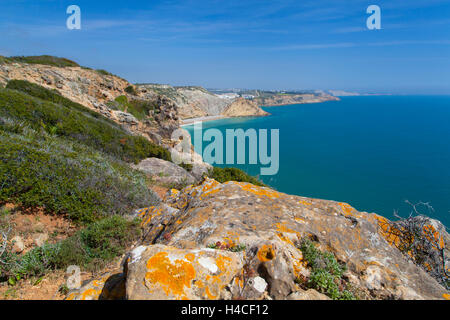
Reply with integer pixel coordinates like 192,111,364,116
255,93,339,107
222,98,269,117
69,178,449,300
137,84,268,120
132,158,196,187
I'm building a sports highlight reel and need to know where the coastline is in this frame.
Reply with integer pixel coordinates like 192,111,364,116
180,115,227,126
180,98,341,126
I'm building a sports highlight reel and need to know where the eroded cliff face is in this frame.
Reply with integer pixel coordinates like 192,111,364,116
0,63,268,135
256,93,339,107
223,98,269,117
0,62,180,144
137,84,268,120
69,178,449,300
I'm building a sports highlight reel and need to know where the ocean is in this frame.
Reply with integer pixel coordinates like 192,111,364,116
184,96,450,227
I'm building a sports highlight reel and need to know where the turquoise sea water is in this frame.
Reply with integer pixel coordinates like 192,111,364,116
184,96,450,227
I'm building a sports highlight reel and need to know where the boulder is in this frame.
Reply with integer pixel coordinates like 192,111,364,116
132,157,195,187
287,289,330,300
66,272,126,300
136,178,449,300
11,236,25,253
32,232,48,247
125,244,243,300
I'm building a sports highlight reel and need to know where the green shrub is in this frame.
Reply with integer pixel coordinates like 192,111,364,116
207,167,265,187
2,82,170,163
96,69,113,76
0,125,159,223
6,55,79,68
125,85,137,95
3,216,140,282
53,215,141,271
112,95,156,121
299,238,355,300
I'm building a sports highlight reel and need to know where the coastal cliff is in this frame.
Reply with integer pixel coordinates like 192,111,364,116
0,60,267,141
255,92,339,107
137,84,268,120
0,56,448,300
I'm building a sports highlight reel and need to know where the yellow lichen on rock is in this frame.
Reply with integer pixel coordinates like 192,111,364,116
257,244,276,262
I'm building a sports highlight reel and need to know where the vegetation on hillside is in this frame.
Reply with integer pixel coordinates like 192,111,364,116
296,238,356,300
3,81,170,163
1,55,79,68
1,215,140,284
207,167,266,187
107,95,157,121
0,120,158,223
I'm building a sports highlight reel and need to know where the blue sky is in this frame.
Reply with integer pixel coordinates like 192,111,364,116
0,0,449,93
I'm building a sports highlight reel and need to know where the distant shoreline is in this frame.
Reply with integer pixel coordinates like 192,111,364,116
180,115,227,126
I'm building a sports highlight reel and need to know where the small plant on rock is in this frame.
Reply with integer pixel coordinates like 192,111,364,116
298,238,356,300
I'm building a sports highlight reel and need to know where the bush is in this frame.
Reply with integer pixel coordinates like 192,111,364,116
54,215,141,271
112,95,156,121
207,167,265,186
299,238,355,300
0,124,159,223
2,216,140,282
6,55,79,68
377,204,449,290
125,85,137,95
2,82,170,163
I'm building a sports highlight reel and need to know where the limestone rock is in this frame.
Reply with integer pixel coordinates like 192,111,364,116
287,289,331,300
125,244,243,300
66,272,126,300
132,157,195,187
33,232,48,247
11,236,25,253
222,98,269,118
137,178,448,300
112,110,138,125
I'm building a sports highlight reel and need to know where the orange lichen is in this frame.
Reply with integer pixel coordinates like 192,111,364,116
443,293,450,300
216,255,233,272
205,286,217,299
298,200,312,206
257,244,275,262
423,224,445,250
276,223,299,235
185,253,195,262
339,202,355,216
236,182,280,199
80,288,101,300
145,252,196,299
375,215,403,248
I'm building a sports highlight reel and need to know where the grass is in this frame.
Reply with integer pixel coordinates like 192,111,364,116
298,238,356,300
207,241,246,252
207,167,266,187
1,216,140,284
3,55,80,68
3,81,171,163
108,95,156,121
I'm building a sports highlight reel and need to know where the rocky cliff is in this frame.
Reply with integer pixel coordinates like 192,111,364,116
2,57,448,301
68,178,449,300
137,83,268,119
0,62,268,136
222,98,269,117
255,93,339,107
